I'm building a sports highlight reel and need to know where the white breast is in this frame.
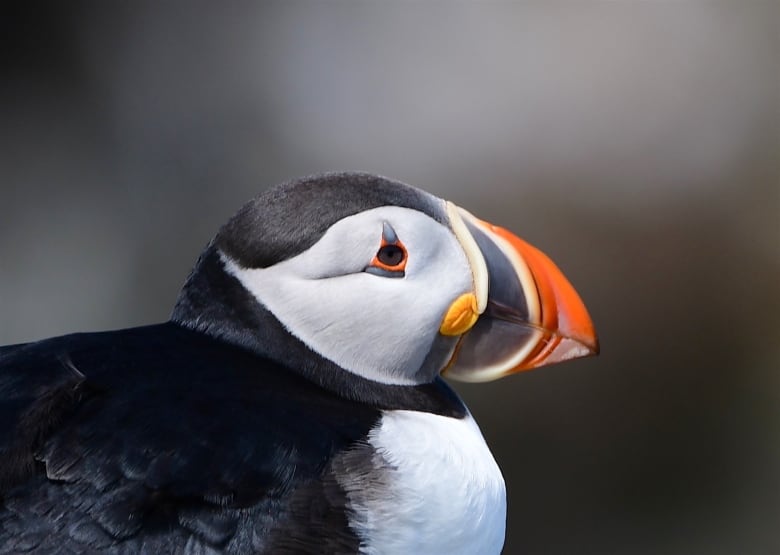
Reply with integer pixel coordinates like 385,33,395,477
343,411,506,555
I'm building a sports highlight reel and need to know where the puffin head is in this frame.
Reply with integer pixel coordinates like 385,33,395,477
172,173,598,386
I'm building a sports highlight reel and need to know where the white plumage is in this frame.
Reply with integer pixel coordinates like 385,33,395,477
346,411,506,555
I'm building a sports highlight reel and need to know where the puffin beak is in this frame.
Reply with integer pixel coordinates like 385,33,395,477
442,203,599,383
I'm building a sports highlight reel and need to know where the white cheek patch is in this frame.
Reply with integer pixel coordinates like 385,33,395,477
221,206,474,385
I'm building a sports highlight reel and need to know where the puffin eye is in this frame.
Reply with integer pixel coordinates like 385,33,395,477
365,222,407,278
377,244,405,267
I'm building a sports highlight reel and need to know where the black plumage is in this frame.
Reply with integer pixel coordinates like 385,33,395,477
0,323,464,553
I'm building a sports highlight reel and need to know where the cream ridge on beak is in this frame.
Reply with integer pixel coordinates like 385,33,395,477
440,202,599,382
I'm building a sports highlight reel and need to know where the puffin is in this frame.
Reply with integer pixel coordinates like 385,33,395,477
0,172,598,554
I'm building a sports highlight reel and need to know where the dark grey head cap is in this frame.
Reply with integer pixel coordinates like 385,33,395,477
215,172,448,269
171,172,454,388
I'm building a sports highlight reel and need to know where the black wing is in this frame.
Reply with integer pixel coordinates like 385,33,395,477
0,323,380,554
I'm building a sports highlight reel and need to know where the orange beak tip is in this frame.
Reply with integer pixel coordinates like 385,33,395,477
559,336,599,362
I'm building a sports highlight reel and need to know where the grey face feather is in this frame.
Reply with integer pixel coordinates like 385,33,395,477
173,173,471,386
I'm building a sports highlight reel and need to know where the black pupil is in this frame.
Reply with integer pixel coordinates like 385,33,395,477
377,244,404,266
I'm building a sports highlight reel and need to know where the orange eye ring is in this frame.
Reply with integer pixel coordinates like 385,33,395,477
371,239,407,272
365,222,407,277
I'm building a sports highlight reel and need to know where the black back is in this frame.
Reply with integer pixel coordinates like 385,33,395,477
0,323,465,554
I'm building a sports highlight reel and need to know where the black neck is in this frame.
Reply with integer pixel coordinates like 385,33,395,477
171,247,466,417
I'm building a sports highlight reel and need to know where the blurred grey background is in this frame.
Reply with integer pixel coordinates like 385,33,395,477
1,2,778,553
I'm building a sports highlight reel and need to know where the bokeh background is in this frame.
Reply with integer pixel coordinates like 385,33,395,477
1,2,778,553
